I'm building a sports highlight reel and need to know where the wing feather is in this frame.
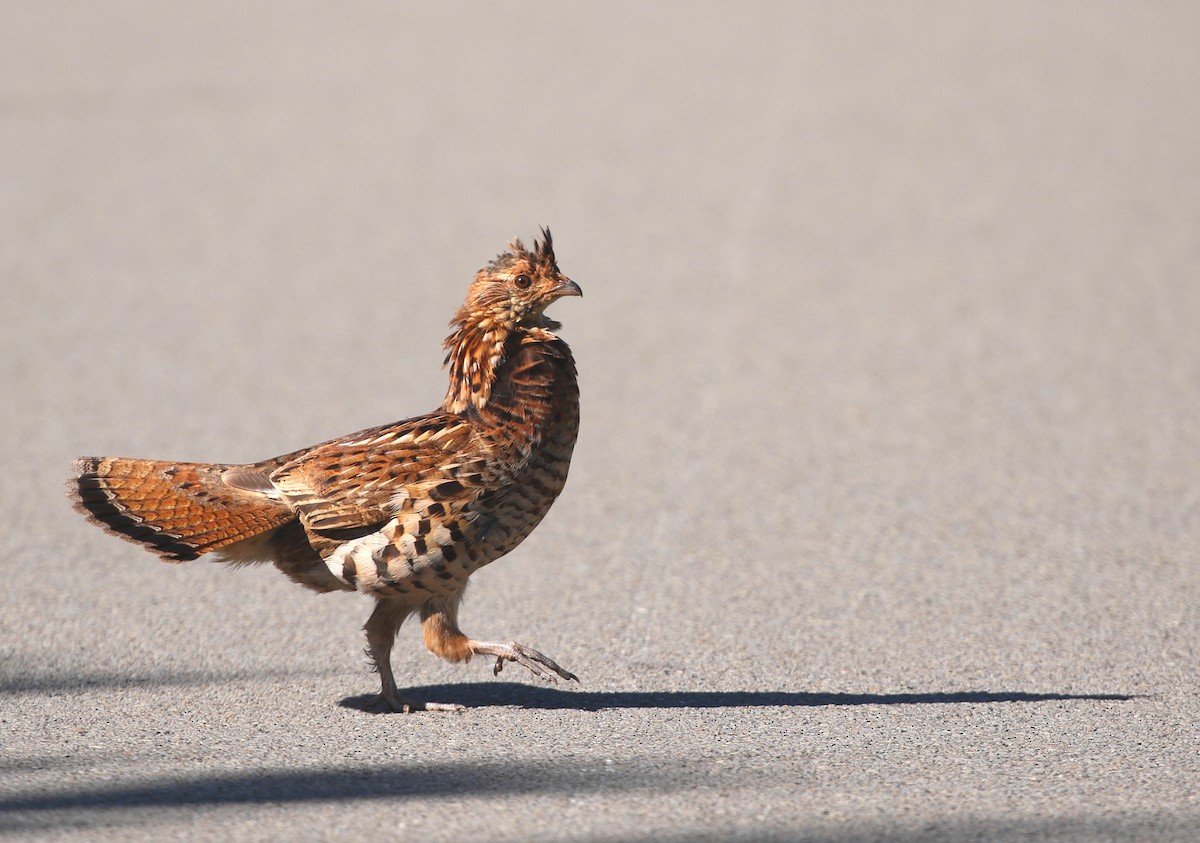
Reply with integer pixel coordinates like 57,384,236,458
267,413,481,537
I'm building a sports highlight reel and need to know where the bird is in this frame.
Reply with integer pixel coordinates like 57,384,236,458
68,228,582,712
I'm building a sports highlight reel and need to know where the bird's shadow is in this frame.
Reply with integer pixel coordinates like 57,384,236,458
339,682,1136,713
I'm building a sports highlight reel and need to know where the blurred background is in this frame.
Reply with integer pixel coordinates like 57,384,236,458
2,2,1198,840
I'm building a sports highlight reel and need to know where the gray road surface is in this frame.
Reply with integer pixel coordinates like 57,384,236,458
2,2,1199,841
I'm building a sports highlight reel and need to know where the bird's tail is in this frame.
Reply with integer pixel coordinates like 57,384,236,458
69,457,294,562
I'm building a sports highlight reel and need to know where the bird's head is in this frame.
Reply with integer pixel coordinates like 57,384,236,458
453,227,582,334
442,228,580,413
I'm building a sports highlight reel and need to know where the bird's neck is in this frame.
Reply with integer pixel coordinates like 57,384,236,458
441,315,565,415
441,318,505,413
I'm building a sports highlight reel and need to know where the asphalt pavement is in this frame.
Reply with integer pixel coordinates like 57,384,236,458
2,2,1199,841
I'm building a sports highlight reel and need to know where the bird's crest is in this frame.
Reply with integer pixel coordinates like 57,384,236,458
489,227,558,275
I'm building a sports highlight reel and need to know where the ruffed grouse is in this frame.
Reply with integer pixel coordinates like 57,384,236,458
69,229,581,712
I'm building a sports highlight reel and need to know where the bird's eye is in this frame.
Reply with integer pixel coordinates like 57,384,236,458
514,274,533,289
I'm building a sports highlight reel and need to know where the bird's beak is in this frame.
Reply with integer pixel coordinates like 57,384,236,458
554,278,583,298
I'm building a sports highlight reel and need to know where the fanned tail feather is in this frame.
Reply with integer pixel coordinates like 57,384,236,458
69,457,294,562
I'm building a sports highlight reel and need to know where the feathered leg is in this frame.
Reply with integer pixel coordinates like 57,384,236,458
421,594,578,685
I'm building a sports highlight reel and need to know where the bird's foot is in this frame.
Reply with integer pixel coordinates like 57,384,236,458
469,640,579,683
370,693,465,714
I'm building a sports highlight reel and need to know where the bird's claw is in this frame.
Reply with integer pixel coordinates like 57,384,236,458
472,640,579,684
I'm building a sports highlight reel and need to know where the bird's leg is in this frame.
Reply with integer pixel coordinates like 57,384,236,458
364,598,463,713
421,597,578,684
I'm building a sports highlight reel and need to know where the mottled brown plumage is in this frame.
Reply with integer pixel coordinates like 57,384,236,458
69,229,581,712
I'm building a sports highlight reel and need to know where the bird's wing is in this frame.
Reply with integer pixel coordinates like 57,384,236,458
266,413,486,539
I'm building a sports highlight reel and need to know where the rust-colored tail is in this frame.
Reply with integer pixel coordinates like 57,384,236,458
69,457,294,562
